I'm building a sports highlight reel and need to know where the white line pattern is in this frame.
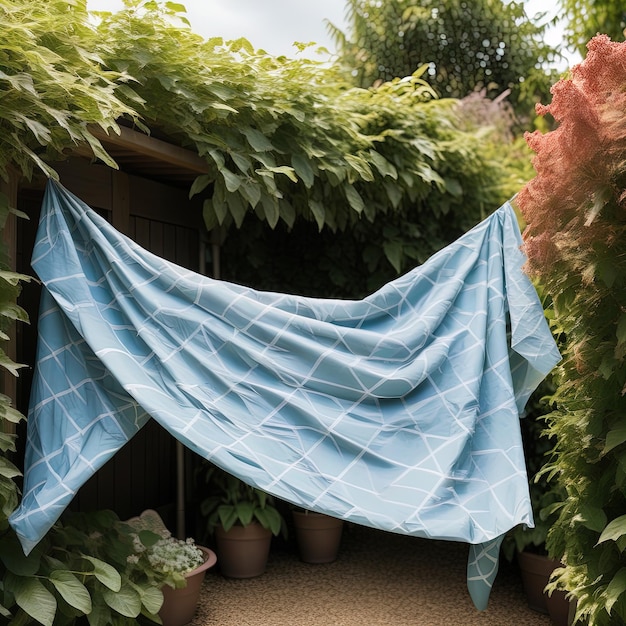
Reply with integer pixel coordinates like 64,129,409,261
10,181,560,610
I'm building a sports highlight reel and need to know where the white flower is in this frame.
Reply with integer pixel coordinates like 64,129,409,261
146,536,204,575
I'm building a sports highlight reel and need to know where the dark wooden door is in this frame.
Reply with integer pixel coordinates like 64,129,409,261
16,158,204,526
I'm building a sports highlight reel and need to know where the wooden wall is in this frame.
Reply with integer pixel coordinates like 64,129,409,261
15,158,205,528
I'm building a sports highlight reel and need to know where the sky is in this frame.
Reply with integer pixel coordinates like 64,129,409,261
87,0,581,69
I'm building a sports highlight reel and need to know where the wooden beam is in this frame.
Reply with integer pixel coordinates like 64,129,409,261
88,125,211,175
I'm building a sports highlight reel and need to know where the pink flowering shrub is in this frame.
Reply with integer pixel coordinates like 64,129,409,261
517,36,626,626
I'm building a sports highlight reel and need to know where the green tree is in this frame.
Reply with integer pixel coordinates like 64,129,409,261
330,0,559,117
559,0,626,56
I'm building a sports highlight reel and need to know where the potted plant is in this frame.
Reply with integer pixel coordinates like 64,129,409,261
126,509,217,626
291,508,344,564
501,386,572,625
199,465,285,578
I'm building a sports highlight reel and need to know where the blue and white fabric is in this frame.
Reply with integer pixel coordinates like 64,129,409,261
10,180,560,610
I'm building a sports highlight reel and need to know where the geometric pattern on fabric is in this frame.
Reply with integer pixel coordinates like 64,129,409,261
467,535,505,610
10,181,560,610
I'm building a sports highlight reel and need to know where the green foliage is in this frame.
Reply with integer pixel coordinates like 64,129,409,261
330,0,560,120
221,89,525,298
0,509,189,625
199,465,285,538
559,0,626,58
0,1,535,621
517,35,626,625
90,2,514,253
0,0,138,182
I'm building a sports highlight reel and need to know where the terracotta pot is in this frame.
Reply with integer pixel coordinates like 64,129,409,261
292,510,343,564
215,522,272,578
546,587,572,626
517,551,563,615
159,546,217,626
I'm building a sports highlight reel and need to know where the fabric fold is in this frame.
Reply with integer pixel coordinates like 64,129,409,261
10,180,560,610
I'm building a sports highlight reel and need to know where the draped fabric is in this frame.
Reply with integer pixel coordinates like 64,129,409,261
10,181,560,610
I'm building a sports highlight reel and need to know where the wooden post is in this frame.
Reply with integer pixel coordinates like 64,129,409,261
0,168,20,434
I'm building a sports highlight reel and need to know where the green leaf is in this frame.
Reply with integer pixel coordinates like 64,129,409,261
264,165,298,183
217,505,238,532
0,302,29,323
0,270,34,287
291,154,315,188
309,200,325,231
102,585,142,618
226,193,248,228
165,1,187,13
0,399,26,423
137,583,163,615
254,506,283,536
598,515,626,545
231,152,252,173
48,571,92,614
345,155,374,182
384,181,403,208
261,195,280,228
0,458,21,479
444,178,463,198
369,150,398,179
13,576,57,626
86,593,112,626
14,114,51,145
344,185,364,214
0,350,28,377
202,198,219,231
234,502,255,526
604,426,626,456
220,168,242,193
240,180,261,208
242,127,274,152
189,174,212,198
0,533,43,576
81,556,121,592
606,568,626,615
578,504,607,533
383,241,403,273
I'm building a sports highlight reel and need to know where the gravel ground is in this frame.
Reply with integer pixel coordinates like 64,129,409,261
191,523,552,626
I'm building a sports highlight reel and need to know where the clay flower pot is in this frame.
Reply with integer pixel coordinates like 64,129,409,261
517,550,572,624
159,546,217,626
215,522,273,578
292,510,343,564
